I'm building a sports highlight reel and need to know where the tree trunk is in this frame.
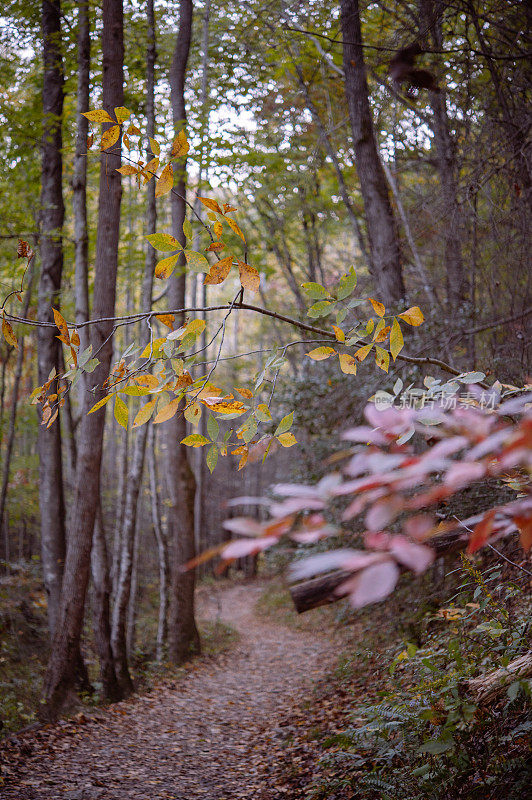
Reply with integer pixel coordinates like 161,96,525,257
420,0,465,305
38,0,66,639
148,425,168,662
0,259,35,535
166,0,200,664
73,0,90,353
110,0,157,692
91,501,122,702
41,0,124,720
340,0,405,303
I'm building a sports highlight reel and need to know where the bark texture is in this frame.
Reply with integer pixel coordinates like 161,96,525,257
38,0,66,638
166,0,200,664
340,0,405,303
41,0,124,719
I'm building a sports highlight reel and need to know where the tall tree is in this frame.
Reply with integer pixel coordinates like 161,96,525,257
340,0,405,303
38,0,66,638
41,0,124,719
111,0,158,693
166,0,200,664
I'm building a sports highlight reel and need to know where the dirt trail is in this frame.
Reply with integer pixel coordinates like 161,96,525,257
1,582,335,800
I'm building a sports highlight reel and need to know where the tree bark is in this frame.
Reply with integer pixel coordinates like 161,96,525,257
420,0,465,305
0,259,35,536
148,425,168,662
41,0,124,720
110,0,157,692
38,0,66,639
340,0,405,303
166,0,200,664
91,501,122,701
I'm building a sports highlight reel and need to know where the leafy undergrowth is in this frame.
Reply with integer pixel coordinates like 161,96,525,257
0,565,238,735
258,545,532,799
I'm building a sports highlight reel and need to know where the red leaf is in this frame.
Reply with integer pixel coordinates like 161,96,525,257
514,514,532,552
468,509,497,553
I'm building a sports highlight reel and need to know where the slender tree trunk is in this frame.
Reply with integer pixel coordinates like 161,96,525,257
111,0,157,693
166,0,200,664
41,0,124,720
111,427,128,596
73,0,90,354
0,259,34,535
38,0,66,639
148,425,168,662
91,501,122,701
420,0,465,305
340,0,405,303
126,519,139,659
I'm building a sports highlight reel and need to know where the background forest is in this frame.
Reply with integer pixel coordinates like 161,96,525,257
0,0,530,797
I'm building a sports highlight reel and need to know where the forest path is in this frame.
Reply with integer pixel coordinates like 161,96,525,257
3,581,336,800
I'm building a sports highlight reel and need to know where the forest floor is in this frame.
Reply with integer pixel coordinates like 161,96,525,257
0,579,342,800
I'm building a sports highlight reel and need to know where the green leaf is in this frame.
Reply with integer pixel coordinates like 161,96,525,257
255,403,272,422
206,444,219,473
301,282,330,300
307,300,333,318
184,249,210,273
146,233,182,252
336,267,357,300
458,371,486,384
114,395,129,429
419,738,454,755
274,411,293,436
183,218,192,240
207,414,219,442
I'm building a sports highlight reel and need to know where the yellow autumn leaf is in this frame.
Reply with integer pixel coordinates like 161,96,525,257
82,109,114,124
375,346,390,372
390,317,404,360
307,346,336,361
53,308,70,343
143,156,160,178
70,330,80,347
237,260,260,292
155,163,174,198
398,306,424,326
2,316,18,348
153,397,181,424
204,256,233,285
140,337,167,358
116,164,139,175
369,298,386,317
170,129,189,159
149,137,160,156
114,106,131,123
199,197,222,214
355,344,373,361
184,319,206,337
133,374,160,389
184,401,202,426
338,353,357,374
225,216,245,241
235,387,253,399
213,221,224,238
100,124,120,150
202,399,246,415
373,323,391,343
88,394,114,414
155,254,179,279
332,325,345,342
181,434,210,447
277,432,297,447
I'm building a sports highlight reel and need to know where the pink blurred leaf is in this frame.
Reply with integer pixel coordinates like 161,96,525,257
222,536,278,560
222,517,264,537
445,461,486,489
339,561,400,608
390,537,435,573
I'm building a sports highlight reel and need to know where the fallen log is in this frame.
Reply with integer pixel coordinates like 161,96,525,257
466,649,532,704
289,527,470,614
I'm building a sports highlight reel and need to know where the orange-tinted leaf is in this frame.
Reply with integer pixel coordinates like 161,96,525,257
17,239,30,258
398,306,424,326
153,397,181,424
133,397,157,427
2,317,18,348
170,129,189,158
155,163,174,198
237,260,259,292
70,330,80,347
514,515,532,552
355,344,372,361
53,308,70,343
82,109,114,124
223,203,237,213
204,256,233,285
116,164,138,175
133,374,160,389
156,314,175,330
225,216,245,241
369,298,385,317
206,241,225,252
199,197,222,214
213,221,224,238
332,325,345,342
235,387,253,399
468,509,496,553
